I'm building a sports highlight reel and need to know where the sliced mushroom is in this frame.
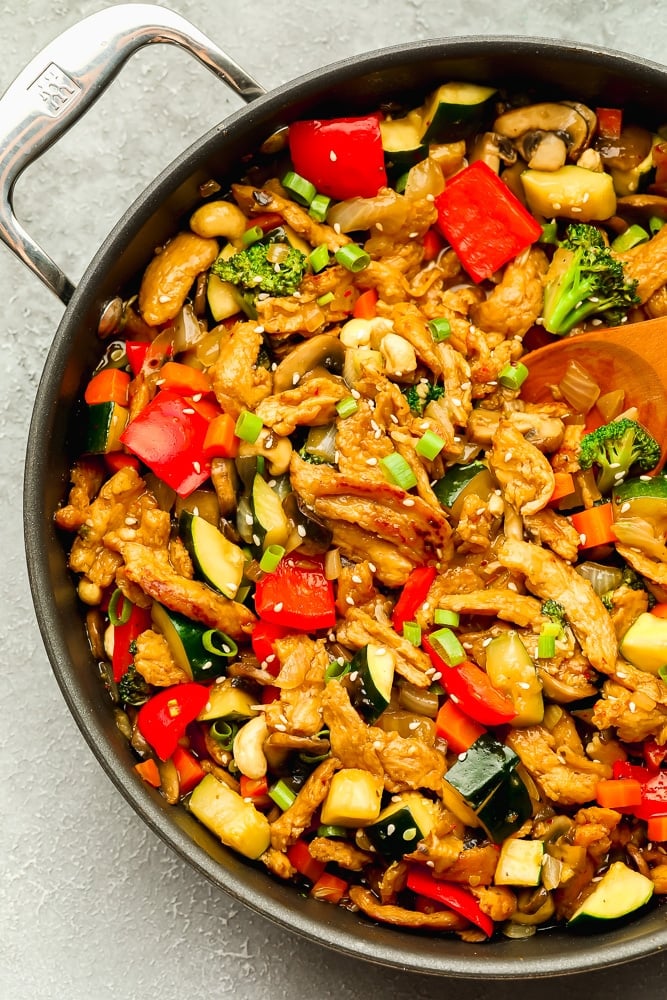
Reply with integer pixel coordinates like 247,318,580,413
516,130,568,171
537,666,598,702
469,131,517,171
595,124,653,171
493,101,593,161
617,193,667,222
272,334,345,393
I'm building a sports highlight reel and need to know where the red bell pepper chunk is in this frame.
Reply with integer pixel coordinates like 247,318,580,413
171,744,205,795
391,565,437,634
422,637,516,727
251,619,291,675
644,739,667,772
112,600,153,682
120,389,211,497
239,774,270,799
632,769,667,821
435,698,486,753
612,760,652,783
595,107,623,140
286,839,327,883
406,867,494,937
125,340,150,376
137,682,210,761
288,113,387,201
254,553,336,631
434,160,542,283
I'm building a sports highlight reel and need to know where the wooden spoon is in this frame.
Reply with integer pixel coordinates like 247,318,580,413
520,315,667,466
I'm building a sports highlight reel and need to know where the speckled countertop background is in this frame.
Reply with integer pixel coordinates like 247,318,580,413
2,2,667,997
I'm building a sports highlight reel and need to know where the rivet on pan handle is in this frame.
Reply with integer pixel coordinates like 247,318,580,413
0,3,265,304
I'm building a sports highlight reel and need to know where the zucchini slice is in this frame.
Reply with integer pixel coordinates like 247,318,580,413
189,773,270,859
348,643,396,723
419,82,496,143
484,632,544,726
380,115,427,172
179,509,245,600
521,165,617,221
612,474,667,534
433,461,495,520
251,473,290,550
444,734,519,811
568,861,654,930
319,768,383,827
619,612,667,675
495,838,544,887
207,273,242,321
197,679,258,722
85,401,128,454
476,769,533,843
151,601,234,681
365,792,438,860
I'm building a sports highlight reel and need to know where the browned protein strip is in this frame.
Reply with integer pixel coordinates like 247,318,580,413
349,887,467,931
269,757,340,852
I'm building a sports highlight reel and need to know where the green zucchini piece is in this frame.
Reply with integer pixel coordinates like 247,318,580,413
568,861,654,930
365,792,438,860
251,473,290,550
320,767,383,827
179,510,245,600
476,769,533,843
380,115,427,172
619,611,667,675
151,601,233,681
433,461,495,520
495,838,544,887
484,632,544,726
348,643,396,723
612,474,667,533
207,273,242,321
189,773,271,859
419,82,496,143
85,401,128,454
197,679,258,722
444,734,519,811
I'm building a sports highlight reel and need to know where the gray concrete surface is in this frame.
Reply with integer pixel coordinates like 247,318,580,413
1,2,667,998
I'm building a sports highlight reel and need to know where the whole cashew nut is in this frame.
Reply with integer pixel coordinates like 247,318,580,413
138,231,219,327
233,714,269,780
190,201,249,240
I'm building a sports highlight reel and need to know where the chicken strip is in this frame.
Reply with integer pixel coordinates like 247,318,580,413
488,421,555,515
269,757,340,852
209,321,272,419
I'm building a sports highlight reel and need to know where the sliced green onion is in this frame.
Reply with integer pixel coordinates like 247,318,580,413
430,626,465,667
235,409,263,443
334,244,371,273
241,224,264,247
325,657,351,683
259,544,285,573
202,629,238,658
416,429,445,460
539,220,559,245
269,779,297,811
611,224,650,252
255,455,266,477
336,396,358,419
649,215,665,235
395,170,410,194
282,170,316,206
659,664,667,684
498,362,529,390
309,193,331,222
434,608,460,627
428,318,451,342
309,243,330,273
108,588,131,626
317,291,335,306
380,452,417,491
210,719,238,749
537,633,557,659
403,621,422,646
317,824,348,839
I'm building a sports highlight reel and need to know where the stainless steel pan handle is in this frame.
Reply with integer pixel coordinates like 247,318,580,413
0,3,265,304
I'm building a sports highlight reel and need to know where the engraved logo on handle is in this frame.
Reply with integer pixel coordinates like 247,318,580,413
28,63,80,117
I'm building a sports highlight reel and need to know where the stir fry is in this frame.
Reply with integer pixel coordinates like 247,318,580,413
55,81,667,941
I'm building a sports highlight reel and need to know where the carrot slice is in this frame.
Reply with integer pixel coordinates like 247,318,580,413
203,412,239,458
596,778,643,810
569,502,615,548
549,471,575,504
134,759,161,788
647,814,667,842
158,361,212,396
84,368,131,406
352,288,378,319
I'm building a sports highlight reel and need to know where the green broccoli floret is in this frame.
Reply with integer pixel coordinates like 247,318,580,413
579,418,660,495
297,445,328,465
541,599,568,630
542,222,639,335
402,381,445,416
211,240,307,296
621,566,646,591
118,665,150,706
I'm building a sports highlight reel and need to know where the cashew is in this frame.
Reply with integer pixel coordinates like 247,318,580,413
340,317,373,348
233,714,268,780
238,427,293,476
78,578,103,606
138,231,219,326
379,333,417,376
190,200,248,240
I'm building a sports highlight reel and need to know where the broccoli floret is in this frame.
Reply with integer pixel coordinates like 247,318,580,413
601,592,615,613
541,599,568,629
621,566,646,591
579,418,660,495
402,381,445,416
542,223,639,335
297,445,328,465
211,240,307,296
118,665,150,706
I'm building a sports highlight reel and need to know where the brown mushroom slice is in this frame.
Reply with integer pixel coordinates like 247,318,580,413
272,334,345,393
537,666,598,703
493,102,592,161
516,131,568,171
469,131,517,171
617,193,667,222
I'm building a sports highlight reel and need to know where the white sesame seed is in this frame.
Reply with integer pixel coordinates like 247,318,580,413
345,595,355,606
253,534,261,546
431,671,442,681
376,648,386,655
629,701,637,713
366,457,378,466
192,393,203,402
408,720,420,730
368,563,377,573
403,498,415,507
351,574,362,584
273,602,284,613
390,413,399,424
507,581,518,592
254,325,265,334
183,407,195,415
504,450,513,462
333,223,341,234
620,502,631,513
386,824,396,836
579,533,587,546
292,372,300,385
193,461,201,473
409,232,418,239
297,524,307,537
274,723,287,732
329,150,337,161
245,513,254,525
